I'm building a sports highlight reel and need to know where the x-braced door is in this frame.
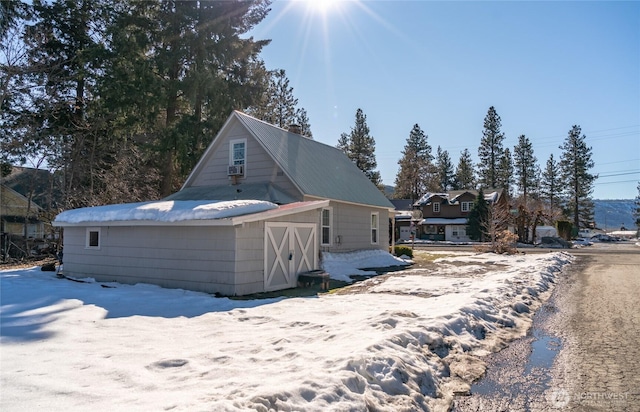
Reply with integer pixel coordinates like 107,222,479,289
264,222,317,292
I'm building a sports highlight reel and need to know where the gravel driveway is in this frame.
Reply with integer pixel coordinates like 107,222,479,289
452,241,640,411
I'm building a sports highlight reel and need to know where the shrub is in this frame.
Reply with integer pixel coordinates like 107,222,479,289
556,220,573,240
394,245,413,258
494,230,518,254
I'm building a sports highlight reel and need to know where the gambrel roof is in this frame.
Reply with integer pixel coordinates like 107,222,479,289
184,111,394,210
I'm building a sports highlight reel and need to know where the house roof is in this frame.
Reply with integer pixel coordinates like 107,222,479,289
1,184,43,216
389,199,414,211
1,166,59,209
414,189,504,206
165,183,298,204
185,111,394,210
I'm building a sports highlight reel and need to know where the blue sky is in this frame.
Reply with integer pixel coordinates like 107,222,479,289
251,0,640,199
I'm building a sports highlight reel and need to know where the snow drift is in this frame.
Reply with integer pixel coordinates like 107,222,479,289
1,251,573,411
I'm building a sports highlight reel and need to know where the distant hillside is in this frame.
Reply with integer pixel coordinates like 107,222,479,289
594,199,636,231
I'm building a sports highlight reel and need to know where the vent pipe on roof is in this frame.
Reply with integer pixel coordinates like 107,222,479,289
287,124,302,135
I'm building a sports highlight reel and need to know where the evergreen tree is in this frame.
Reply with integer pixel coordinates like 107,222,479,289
248,68,312,137
394,124,433,201
467,188,488,241
454,148,475,190
435,146,455,192
540,153,562,221
99,1,272,197
256,69,297,128
477,106,505,189
496,147,514,193
559,125,597,228
16,0,112,208
295,108,313,138
3,0,272,205
338,108,382,188
513,134,538,201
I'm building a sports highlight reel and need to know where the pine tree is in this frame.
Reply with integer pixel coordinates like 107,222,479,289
259,69,298,128
105,0,271,197
513,134,538,201
467,188,488,241
248,69,312,137
18,0,112,208
338,108,382,188
394,124,433,201
435,146,455,192
295,108,313,139
477,106,505,189
540,154,562,221
496,147,514,194
559,125,597,229
454,148,475,190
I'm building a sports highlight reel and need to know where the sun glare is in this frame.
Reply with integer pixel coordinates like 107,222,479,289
303,0,342,15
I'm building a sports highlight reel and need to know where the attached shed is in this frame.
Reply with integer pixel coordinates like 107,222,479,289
54,111,395,296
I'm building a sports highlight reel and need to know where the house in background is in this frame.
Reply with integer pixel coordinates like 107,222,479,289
413,189,506,242
389,199,416,241
54,111,395,296
1,184,46,239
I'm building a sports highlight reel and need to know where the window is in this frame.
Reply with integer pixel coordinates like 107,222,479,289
230,139,246,166
86,227,101,249
371,212,379,244
461,201,473,212
432,202,440,213
321,208,332,245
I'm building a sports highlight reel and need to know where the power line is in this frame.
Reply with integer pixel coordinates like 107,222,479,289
594,179,638,186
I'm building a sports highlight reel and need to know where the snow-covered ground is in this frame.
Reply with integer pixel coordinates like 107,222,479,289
1,251,573,411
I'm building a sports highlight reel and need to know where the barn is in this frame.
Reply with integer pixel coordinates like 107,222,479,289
53,111,395,296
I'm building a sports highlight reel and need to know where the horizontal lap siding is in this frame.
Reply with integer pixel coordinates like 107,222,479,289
62,226,237,295
191,123,298,193
326,202,389,252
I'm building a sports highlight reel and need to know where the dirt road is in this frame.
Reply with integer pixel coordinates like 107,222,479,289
453,242,640,411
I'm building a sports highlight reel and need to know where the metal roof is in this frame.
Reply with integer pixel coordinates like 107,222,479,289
165,183,298,204
234,112,394,210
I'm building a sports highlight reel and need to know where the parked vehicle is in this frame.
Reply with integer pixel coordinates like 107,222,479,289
572,237,593,247
590,234,620,242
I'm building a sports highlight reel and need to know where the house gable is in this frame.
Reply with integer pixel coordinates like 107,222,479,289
184,116,300,198
182,111,394,211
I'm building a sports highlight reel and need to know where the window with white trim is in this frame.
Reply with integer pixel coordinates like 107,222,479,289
86,227,101,249
321,208,332,246
461,201,473,212
371,212,379,244
229,139,246,167
432,202,440,213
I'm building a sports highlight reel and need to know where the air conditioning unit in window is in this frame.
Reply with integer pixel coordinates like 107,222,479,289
227,165,244,176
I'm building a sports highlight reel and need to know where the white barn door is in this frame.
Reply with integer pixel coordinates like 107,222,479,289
264,222,317,292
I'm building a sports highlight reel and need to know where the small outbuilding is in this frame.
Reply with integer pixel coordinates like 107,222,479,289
54,111,395,296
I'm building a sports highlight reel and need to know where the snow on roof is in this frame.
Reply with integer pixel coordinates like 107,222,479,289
484,191,499,203
53,199,278,225
421,218,468,225
414,192,448,206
